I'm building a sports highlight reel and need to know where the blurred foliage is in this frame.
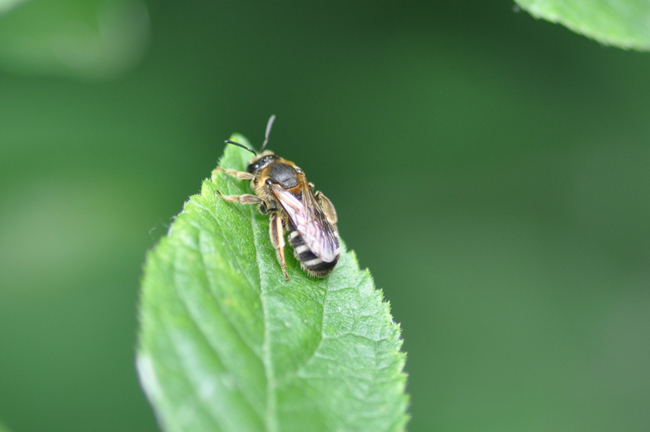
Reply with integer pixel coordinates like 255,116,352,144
137,142,408,432
517,0,650,50
0,1,649,432
0,0,150,79
0,0,26,15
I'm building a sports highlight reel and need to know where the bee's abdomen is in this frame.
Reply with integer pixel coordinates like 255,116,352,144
288,229,338,277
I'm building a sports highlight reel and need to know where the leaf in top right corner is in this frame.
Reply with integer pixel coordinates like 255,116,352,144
516,0,650,51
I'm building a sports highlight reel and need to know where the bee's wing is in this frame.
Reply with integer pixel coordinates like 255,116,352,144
271,184,339,263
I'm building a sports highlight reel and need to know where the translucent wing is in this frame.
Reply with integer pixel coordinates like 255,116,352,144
271,183,339,262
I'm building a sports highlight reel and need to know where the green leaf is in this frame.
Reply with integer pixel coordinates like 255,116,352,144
515,0,650,51
136,136,409,432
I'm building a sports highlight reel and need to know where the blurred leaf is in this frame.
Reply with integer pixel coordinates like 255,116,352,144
0,0,27,16
136,137,409,432
0,0,150,80
516,0,650,51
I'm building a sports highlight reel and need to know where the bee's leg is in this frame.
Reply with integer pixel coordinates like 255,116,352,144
314,191,338,225
215,189,262,205
213,166,255,181
269,212,289,281
258,201,279,215
258,202,269,214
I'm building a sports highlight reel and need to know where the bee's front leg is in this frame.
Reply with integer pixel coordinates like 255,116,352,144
269,212,289,281
213,166,255,181
215,189,262,205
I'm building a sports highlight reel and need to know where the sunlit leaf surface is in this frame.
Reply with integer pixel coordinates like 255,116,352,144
516,0,650,50
137,138,409,432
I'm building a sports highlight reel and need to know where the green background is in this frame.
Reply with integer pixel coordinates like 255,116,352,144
1,1,649,431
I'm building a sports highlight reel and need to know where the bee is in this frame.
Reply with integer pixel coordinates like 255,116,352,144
215,115,339,280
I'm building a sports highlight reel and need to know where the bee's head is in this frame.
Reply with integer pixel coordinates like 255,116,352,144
223,115,278,173
247,151,277,173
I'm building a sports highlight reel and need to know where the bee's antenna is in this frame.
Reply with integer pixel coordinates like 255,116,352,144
260,114,276,152
224,140,257,155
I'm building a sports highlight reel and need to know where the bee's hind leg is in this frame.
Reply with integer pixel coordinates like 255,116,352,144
269,212,289,281
314,191,338,225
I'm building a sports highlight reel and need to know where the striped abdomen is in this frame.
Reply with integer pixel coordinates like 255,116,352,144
288,228,339,277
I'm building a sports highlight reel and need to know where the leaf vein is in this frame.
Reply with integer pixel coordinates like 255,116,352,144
155,295,228,432
172,251,265,426
195,232,267,421
249,203,276,432
193,200,260,294
276,276,365,387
